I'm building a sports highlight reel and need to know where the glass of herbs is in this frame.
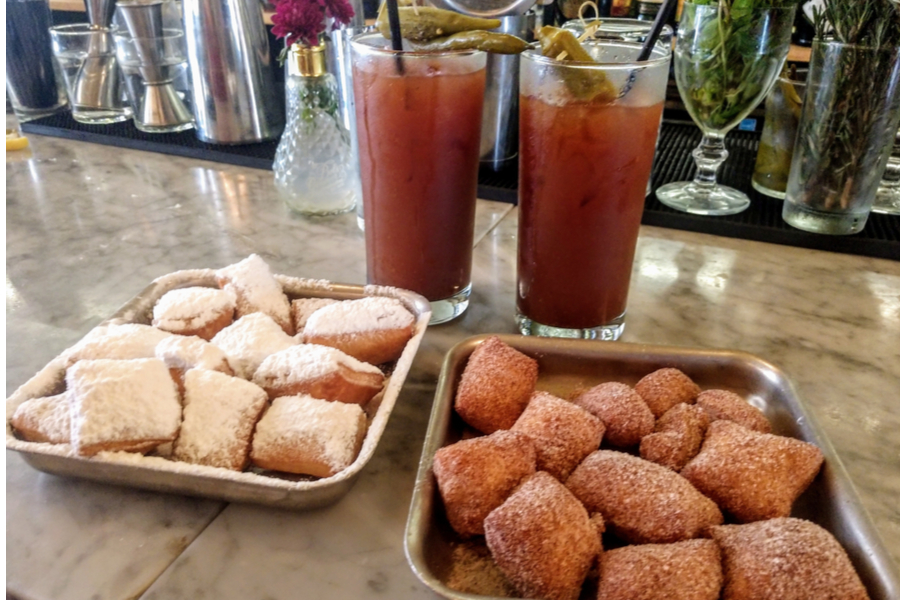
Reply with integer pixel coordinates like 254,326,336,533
655,0,796,216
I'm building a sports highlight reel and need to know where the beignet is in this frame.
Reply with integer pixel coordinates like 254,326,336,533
572,381,654,448
566,450,723,544
640,403,710,472
250,394,367,477
152,286,236,340
511,391,604,481
210,312,297,380
62,323,172,367
215,254,292,335
302,296,415,365
67,358,181,456
484,472,601,600
680,420,824,523
433,429,536,538
710,518,870,600
455,336,538,434
634,368,701,418
173,369,268,470
251,344,385,405
10,392,72,444
696,389,771,434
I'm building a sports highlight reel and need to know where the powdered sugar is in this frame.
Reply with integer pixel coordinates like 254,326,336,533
11,392,72,443
211,313,297,379
67,358,182,453
253,344,383,389
303,297,414,336
252,394,365,471
155,335,232,372
152,287,236,331
63,323,172,366
216,254,291,332
291,297,340,331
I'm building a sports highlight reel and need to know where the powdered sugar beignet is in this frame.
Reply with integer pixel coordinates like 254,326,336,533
250,394,368,477
211,313,297,380
215,254,292,335
252,344,385,405
152,286,236,341
302,296,415,365
10,392,72,444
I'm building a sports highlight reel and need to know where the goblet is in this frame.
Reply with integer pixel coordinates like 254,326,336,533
656,2,796,215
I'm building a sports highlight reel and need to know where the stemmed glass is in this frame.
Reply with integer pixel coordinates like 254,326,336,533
656,2,796,215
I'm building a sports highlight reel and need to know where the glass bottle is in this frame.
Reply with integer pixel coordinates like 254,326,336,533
273,44,359,216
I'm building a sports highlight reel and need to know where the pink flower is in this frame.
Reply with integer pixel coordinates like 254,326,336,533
272,0,355,47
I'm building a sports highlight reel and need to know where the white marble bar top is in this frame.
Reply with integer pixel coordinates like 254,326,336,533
6,130,900,600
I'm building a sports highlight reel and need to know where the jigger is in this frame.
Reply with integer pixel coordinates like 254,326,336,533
71,0,121,110
117,0,193,130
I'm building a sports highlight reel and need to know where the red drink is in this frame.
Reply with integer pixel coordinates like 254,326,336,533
517,87,664,331
351,36,486,315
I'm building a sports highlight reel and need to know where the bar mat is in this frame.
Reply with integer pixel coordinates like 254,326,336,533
20,112,900,260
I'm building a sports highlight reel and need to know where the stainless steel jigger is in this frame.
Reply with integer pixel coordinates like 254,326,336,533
72,0,121,110
117,0,193,130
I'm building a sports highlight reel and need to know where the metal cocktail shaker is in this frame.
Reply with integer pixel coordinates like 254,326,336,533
182,0,283,144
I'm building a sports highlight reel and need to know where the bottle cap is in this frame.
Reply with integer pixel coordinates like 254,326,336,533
289,44,326,77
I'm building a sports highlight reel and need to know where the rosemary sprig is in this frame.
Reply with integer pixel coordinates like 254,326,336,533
796,0,900,210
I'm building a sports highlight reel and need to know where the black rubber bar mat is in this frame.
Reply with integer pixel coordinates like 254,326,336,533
20,112,900,260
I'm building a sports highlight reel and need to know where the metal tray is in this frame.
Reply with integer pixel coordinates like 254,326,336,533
405,334,900,600
6,269,432,510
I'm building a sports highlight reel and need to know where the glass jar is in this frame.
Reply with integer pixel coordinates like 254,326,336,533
751,69,806,199
273,44,359,216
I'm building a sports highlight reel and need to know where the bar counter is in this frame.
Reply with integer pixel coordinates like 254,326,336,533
6,130,900,600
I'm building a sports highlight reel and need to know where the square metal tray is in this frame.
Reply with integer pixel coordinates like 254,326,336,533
405,334,900,600
6,268,432,510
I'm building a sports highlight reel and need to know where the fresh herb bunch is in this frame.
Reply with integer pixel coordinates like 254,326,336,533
678,0,797,131
796,0,900,210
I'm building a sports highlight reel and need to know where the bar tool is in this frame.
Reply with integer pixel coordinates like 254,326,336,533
117,0,193,131
72,0,122,111
183,0,284,144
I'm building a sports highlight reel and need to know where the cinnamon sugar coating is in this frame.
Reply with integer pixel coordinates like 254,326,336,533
710,518,870,600
640,403,710,472
573,382,654,448
680,420,824,523
696,390,772,434
455,336,538,434
511,391,605,481
634,368,701,418
596,539,723,600
566,450,722,544
484,472,601,600
433,430,536,538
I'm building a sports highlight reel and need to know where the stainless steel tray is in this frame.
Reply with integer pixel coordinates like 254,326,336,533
405,334,900,600
6,269,432,510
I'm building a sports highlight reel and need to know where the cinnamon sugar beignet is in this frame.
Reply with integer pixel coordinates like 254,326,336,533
695,389,771,434
10,392,72,444
66,358,182,456
596,540,723,600
454,336,539,434
484,472,601,600
250,394,368,477
251,344,385,405
680,420,824,522
511,391,604,481
432,430,536,538
173,369,268,470
215,254,293,335
566,450,723,544
710,518,870,600
572,381,654,448
634,368,701,418
640,403,710,472
302,296,415,365
152,286,236,340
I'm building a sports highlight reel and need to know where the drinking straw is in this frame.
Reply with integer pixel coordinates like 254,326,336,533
637,0,677,61
385,0,405,73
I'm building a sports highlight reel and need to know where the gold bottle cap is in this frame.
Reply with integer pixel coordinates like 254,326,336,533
289,43,327,77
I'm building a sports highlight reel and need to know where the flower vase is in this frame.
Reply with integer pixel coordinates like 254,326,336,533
273,44,358,216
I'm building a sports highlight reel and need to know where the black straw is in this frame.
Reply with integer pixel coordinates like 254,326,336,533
637,0,678,61
385,0,405,73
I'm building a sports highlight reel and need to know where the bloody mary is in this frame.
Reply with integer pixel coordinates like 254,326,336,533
516,43,669,338
350,34,487,323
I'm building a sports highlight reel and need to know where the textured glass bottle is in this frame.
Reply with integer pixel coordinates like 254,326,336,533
273,44,358,216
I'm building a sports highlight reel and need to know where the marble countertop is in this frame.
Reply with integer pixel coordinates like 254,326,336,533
6,130,900,600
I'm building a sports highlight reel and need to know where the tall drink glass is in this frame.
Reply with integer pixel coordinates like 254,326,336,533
516,42,670,340
350,33,487,324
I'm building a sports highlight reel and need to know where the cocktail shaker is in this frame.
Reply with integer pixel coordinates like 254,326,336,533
182,0,283,144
